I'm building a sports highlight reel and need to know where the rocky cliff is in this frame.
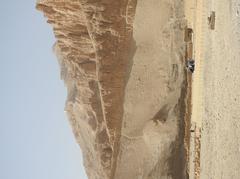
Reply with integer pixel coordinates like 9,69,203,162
37,0,187,178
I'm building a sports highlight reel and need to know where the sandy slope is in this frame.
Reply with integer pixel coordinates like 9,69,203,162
114,0,186,178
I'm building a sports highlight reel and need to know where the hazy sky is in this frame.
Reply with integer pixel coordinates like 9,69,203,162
0,1,87,179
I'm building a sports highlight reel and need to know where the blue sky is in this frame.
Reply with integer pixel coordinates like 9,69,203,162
0,1,87,179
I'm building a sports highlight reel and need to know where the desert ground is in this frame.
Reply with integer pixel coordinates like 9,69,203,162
187,0,240,178
200,1,240,179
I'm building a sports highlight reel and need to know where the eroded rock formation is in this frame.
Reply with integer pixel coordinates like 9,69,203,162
37,0,187,178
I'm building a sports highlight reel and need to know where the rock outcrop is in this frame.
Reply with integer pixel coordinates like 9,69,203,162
37,0,187,178
37,0,136,178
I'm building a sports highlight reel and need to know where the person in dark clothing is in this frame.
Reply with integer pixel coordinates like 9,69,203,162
186,59,195,73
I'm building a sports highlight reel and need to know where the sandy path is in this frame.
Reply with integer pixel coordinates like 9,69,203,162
184,0,206,177
191,0,207,129
188,0,208,178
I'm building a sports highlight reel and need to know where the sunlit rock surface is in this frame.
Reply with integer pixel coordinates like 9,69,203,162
37,0,187,178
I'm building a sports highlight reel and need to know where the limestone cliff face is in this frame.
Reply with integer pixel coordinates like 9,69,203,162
37,0,187,179
37,0,136,178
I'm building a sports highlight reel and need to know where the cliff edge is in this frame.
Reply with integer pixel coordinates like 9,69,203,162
37,0,187,178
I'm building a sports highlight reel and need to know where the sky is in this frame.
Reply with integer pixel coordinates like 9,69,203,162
0,1,87,179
